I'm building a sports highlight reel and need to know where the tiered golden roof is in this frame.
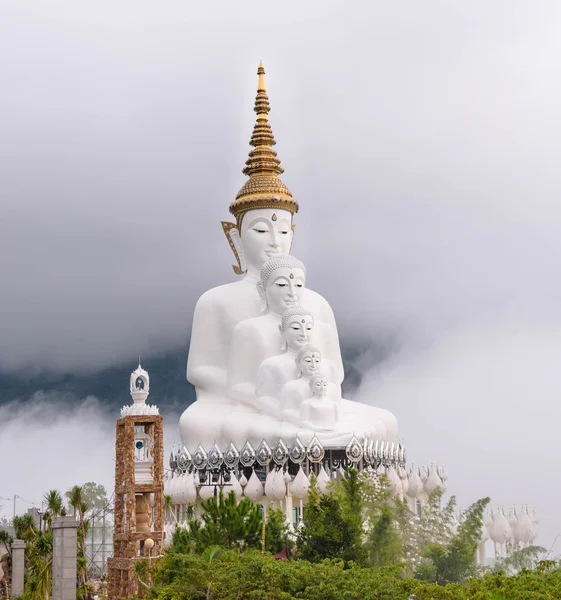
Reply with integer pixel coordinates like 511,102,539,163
229,61,299,230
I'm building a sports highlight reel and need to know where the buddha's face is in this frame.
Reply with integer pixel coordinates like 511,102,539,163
298,350,322,378
283,315,314,351
310,376,328,397
265,267,305,315
240,208,293,272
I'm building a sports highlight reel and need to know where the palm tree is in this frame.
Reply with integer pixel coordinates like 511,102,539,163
0,530,13,557
25,531,53,600
43,490,64,527
164,494,178,524
66,485,90,595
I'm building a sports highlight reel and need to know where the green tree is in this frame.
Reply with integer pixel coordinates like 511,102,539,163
12,514,37,542
494,541,547,575
367,502,403,567
417,496,490,584
264,507,289,554
65,486,91,598
24,531,53,600
42,490,66,530
298,472,366,565
170,491,263,553
0,530,13,558
80,482,108,513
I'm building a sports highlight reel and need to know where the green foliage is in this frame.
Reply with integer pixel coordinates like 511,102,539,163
367,503,403,568
169,491,263,553
494,541,547,574
13,515,37,542
264,507,290,554
416,496,490,584
80,482,108,512
297,472,366,565
148,550,561,600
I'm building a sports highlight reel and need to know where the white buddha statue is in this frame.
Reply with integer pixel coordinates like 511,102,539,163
255,304,314,410
300,375,340,431
228,255,307,406
179,62,397,450
280,345,340,423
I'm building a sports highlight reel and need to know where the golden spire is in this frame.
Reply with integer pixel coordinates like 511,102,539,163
229,62,299,230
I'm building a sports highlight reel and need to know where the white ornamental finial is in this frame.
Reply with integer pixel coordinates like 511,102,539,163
130,361,150,404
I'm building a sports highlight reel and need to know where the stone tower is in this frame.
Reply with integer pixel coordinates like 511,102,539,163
107,363,164,599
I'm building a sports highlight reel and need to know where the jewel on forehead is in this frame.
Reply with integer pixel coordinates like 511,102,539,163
289,273,294,279
272,213,277,221
301,319,305,323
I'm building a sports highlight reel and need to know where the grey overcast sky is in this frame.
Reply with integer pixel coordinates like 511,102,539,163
1,0,561,549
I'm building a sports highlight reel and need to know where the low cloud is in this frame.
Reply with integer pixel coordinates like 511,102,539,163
0,392,180,518
356,315,561,552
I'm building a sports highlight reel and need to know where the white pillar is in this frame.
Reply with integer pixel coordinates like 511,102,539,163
11,540,25,598
52,516,79,600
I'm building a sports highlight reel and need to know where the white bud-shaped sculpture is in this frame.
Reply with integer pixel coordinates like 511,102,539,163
489,507,513,544
513,506,533,544
400,467,409,496
244,470,264,502
163,522,175,549
273,469,287,500
290,467,310,500
172,474,189,505
424,465,442,495
507,507,517,530
528,507,539,543
229,474,243,498
198,484,215,500
385,466,401,497
265,470,276,499
239,472,248,487
406,466,423,498
316,466,331,495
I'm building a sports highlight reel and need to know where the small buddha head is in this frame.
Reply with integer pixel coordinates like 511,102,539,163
258,255,306,315
295,345,322,379
279,305,314,352
309,374,329,398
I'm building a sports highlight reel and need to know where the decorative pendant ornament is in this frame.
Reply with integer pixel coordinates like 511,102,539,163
256,439,273,466
224,441,240,469
176,446,192,472
272,439,289,466
289,437,306,464
307,435,325,463
208,442,224,469
193,444,208,470
240,440,256,467
346,435,363,463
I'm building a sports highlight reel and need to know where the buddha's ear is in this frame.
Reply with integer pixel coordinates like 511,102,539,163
221,221,246,275
257,282,267,313
289,223,296,254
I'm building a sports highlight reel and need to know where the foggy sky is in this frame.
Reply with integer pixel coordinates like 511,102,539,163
1,1,561,551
